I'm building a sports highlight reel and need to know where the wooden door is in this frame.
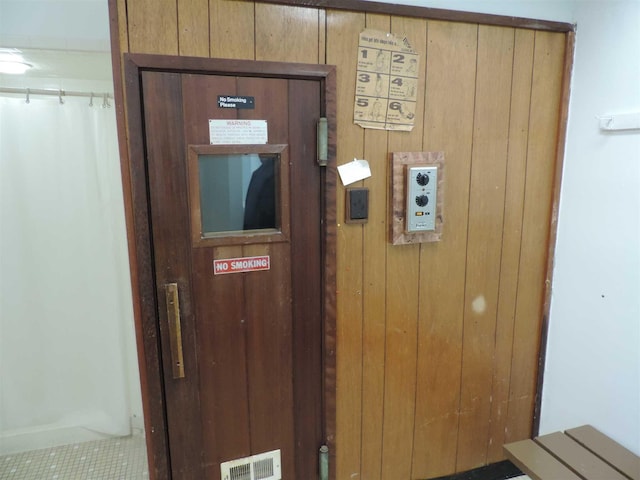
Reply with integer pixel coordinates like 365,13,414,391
125,56,335,480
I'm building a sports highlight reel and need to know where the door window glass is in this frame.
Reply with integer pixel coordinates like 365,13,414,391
198,153,277,234
188,144,289,247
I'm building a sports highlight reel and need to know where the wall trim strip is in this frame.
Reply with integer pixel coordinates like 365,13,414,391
255,0,576,32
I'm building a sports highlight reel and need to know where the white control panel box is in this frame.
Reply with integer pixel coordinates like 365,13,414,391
406,165,438,232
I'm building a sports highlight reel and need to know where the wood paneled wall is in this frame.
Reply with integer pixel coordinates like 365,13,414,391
111,1,569,478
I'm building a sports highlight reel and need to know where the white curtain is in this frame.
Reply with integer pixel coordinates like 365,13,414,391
0,94,136,446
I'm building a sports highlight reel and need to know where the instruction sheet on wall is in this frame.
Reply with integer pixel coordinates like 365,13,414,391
354,29,420,131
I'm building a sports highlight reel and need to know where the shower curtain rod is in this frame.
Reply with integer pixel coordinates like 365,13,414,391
0,87,113,106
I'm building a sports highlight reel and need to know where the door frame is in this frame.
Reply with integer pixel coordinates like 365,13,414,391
121,53,337,479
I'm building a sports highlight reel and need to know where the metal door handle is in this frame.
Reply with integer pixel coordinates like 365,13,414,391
164,283,185,379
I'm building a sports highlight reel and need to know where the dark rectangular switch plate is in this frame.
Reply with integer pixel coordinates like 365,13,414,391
346,187,368,224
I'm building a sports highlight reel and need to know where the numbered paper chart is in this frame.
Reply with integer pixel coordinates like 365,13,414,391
354,29,420,131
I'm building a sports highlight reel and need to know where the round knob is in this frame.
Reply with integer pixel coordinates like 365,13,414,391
415,195,429,207
416,172,429,186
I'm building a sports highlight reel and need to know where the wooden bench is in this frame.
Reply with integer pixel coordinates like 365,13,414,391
504,425,640,480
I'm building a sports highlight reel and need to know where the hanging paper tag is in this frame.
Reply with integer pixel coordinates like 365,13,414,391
337,158,372,186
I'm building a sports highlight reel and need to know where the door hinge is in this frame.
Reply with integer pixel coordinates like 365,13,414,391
317,117,328,167
319,445,329,480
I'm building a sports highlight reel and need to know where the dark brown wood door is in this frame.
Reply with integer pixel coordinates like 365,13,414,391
141,70,323,480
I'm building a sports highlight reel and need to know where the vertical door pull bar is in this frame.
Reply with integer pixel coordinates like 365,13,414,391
164,283,185,379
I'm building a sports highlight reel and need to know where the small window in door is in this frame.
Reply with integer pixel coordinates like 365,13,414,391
187,144,290,247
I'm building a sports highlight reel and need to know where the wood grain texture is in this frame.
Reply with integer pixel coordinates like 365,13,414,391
412,20,478,479
237,77,296,478
142,71,205,480
210,0,255,59
506,30,566,444
122,55,172,480
380,16,427,480
359,13,389,480
456,24,514,472
244,242,296,478
487,28,534,464
322,65,339,480
114,3,572,478
253,0,575,32
178,0,209,56
179,73,251,480
326,9,366,480
319,8,327,63
127,0,178,54
256,3,320,62
114,0,129,54
194,245,250,479
287,78,325,479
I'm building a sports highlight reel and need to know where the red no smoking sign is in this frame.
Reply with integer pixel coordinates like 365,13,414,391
213,255,271,275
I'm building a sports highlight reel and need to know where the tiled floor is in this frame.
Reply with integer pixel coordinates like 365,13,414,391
0,438,531,480
0,435,148,480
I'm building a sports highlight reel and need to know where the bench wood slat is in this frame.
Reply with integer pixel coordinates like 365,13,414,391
565,425,640,480
536,432,628,480
504,439,582,480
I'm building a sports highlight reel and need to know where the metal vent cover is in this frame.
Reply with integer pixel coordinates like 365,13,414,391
221,449,281,480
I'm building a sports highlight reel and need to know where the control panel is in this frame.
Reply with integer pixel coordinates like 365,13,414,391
406,165,437,232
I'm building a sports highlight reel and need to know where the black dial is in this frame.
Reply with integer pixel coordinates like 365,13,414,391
415,195,429,207
416,172,429,186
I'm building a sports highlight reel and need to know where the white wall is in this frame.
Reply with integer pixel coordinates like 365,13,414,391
540,0,640,454
377,0,640,455
0,0,110,51
0,1,143,455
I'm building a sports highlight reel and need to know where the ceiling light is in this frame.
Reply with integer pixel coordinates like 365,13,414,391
0,60,32,74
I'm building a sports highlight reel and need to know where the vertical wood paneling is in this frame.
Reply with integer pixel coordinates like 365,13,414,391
360,12,390,480
319,9,326,63
127,0,178,54
326,10,366,480
117,3,570,478
244,242,296,476
287,78,325,479
195,245,249,478
178,0,209,56
142,71,205,479
411,20,478,479
487,28,535,464
210,0,254,59
116,0,129,53
506,30,566,443
180,73,248,480
239,78,296,478
255,4,320,63
380,15,427,480
456,25,514,471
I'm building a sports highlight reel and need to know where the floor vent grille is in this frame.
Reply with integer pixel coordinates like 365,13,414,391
221,449,281,480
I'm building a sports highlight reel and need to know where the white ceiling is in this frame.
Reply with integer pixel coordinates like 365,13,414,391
0,0,112,82
1,48,113,80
